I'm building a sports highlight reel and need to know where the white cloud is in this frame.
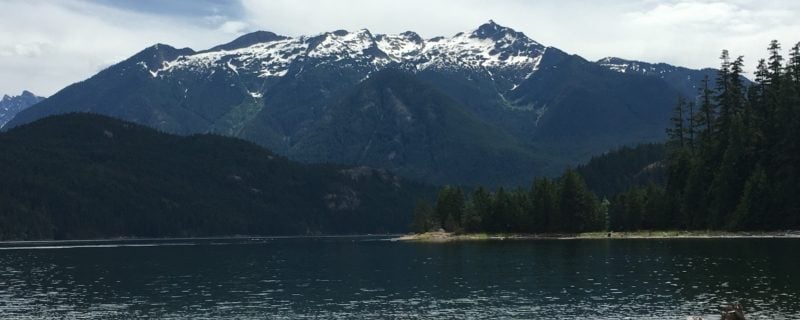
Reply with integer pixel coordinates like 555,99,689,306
0,0,237,96
628,2,746,29
11,42,51,58
619,1,800,72
218,20,249,34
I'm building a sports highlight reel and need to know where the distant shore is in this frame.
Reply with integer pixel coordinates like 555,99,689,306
0,234,397,246
393,230,800,242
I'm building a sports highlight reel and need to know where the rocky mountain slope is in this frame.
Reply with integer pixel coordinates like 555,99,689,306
0,90,44,128
6,21,716,186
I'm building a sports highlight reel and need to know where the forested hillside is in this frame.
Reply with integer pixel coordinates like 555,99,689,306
577,143,666,198
0,114,434,240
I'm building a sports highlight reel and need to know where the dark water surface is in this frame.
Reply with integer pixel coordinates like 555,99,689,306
0,236,798,319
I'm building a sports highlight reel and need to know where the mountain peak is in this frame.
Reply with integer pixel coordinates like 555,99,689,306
331,29,350,37
207,31,289,52
128,44,195,73
481,19,501,29
399,31,422,42
138,43,194,56
306,28,381,61
472,20,515,40
598,57,635,64
376,31,423,45
0,90,45,129
323,28,374,40
2,90,41,101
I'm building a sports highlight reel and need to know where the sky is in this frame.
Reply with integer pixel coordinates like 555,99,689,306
1,0,799,96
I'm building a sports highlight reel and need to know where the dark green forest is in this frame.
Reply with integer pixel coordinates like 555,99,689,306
577,143,666,198
0,114,434,240
416,41,800,234
412,169,606,234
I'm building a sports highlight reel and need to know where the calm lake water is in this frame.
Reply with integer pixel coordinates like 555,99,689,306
0,236,798,319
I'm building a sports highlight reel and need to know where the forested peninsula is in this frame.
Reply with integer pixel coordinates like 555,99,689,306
412,42,800,235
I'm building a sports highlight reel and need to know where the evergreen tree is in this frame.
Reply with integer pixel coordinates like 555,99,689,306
411,200,435,233
754,59,769,91
681,157,713,229
451,187,466,228
667,97,687,150
686,101,696,151
767,40,784,85
491,187,512,232
729,166,769,230
708,115,749,227
531,178,559,232
763,41,787,161
558,169,599,232
694,75,716,143
512,188,534,233
643,184,666,229
461,201,482,233
664,146,691,228
714,50,735,149
608,184,667,231
444,212,460,233
790,42,800,85
622,187,646,230
729,55,746,115
435,186,465,230
747,59,769,148
715,49,731,118
608,192,627,231
467,186,492,232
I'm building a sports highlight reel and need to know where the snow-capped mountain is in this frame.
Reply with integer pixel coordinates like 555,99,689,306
0,91,44,128
597,57,719,97
6,21,711,186
147,20,543,94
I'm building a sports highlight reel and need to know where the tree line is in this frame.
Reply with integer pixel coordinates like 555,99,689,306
415,40,800,233
412,169,606,233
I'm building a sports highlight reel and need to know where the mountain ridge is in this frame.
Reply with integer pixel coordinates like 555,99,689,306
6,21,721,186
0,90,45,128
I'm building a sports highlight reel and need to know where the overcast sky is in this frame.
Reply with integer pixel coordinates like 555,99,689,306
2,0,799,96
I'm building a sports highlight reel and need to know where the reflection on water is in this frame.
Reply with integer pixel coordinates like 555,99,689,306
0,237,798,319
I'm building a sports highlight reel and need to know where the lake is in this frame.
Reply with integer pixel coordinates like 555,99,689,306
0,236,798,319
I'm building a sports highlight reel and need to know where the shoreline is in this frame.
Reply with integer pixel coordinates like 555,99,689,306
0,234,402,247
3,231,798,246
393,230,800,242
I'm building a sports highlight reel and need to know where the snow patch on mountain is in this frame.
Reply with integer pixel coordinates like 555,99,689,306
418,24,544,71
375,32,424,62
147,21,549,93
308,29,376,60
159,38,308,78
597,57,678,76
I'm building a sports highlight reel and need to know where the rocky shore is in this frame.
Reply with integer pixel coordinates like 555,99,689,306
394,230,800,242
